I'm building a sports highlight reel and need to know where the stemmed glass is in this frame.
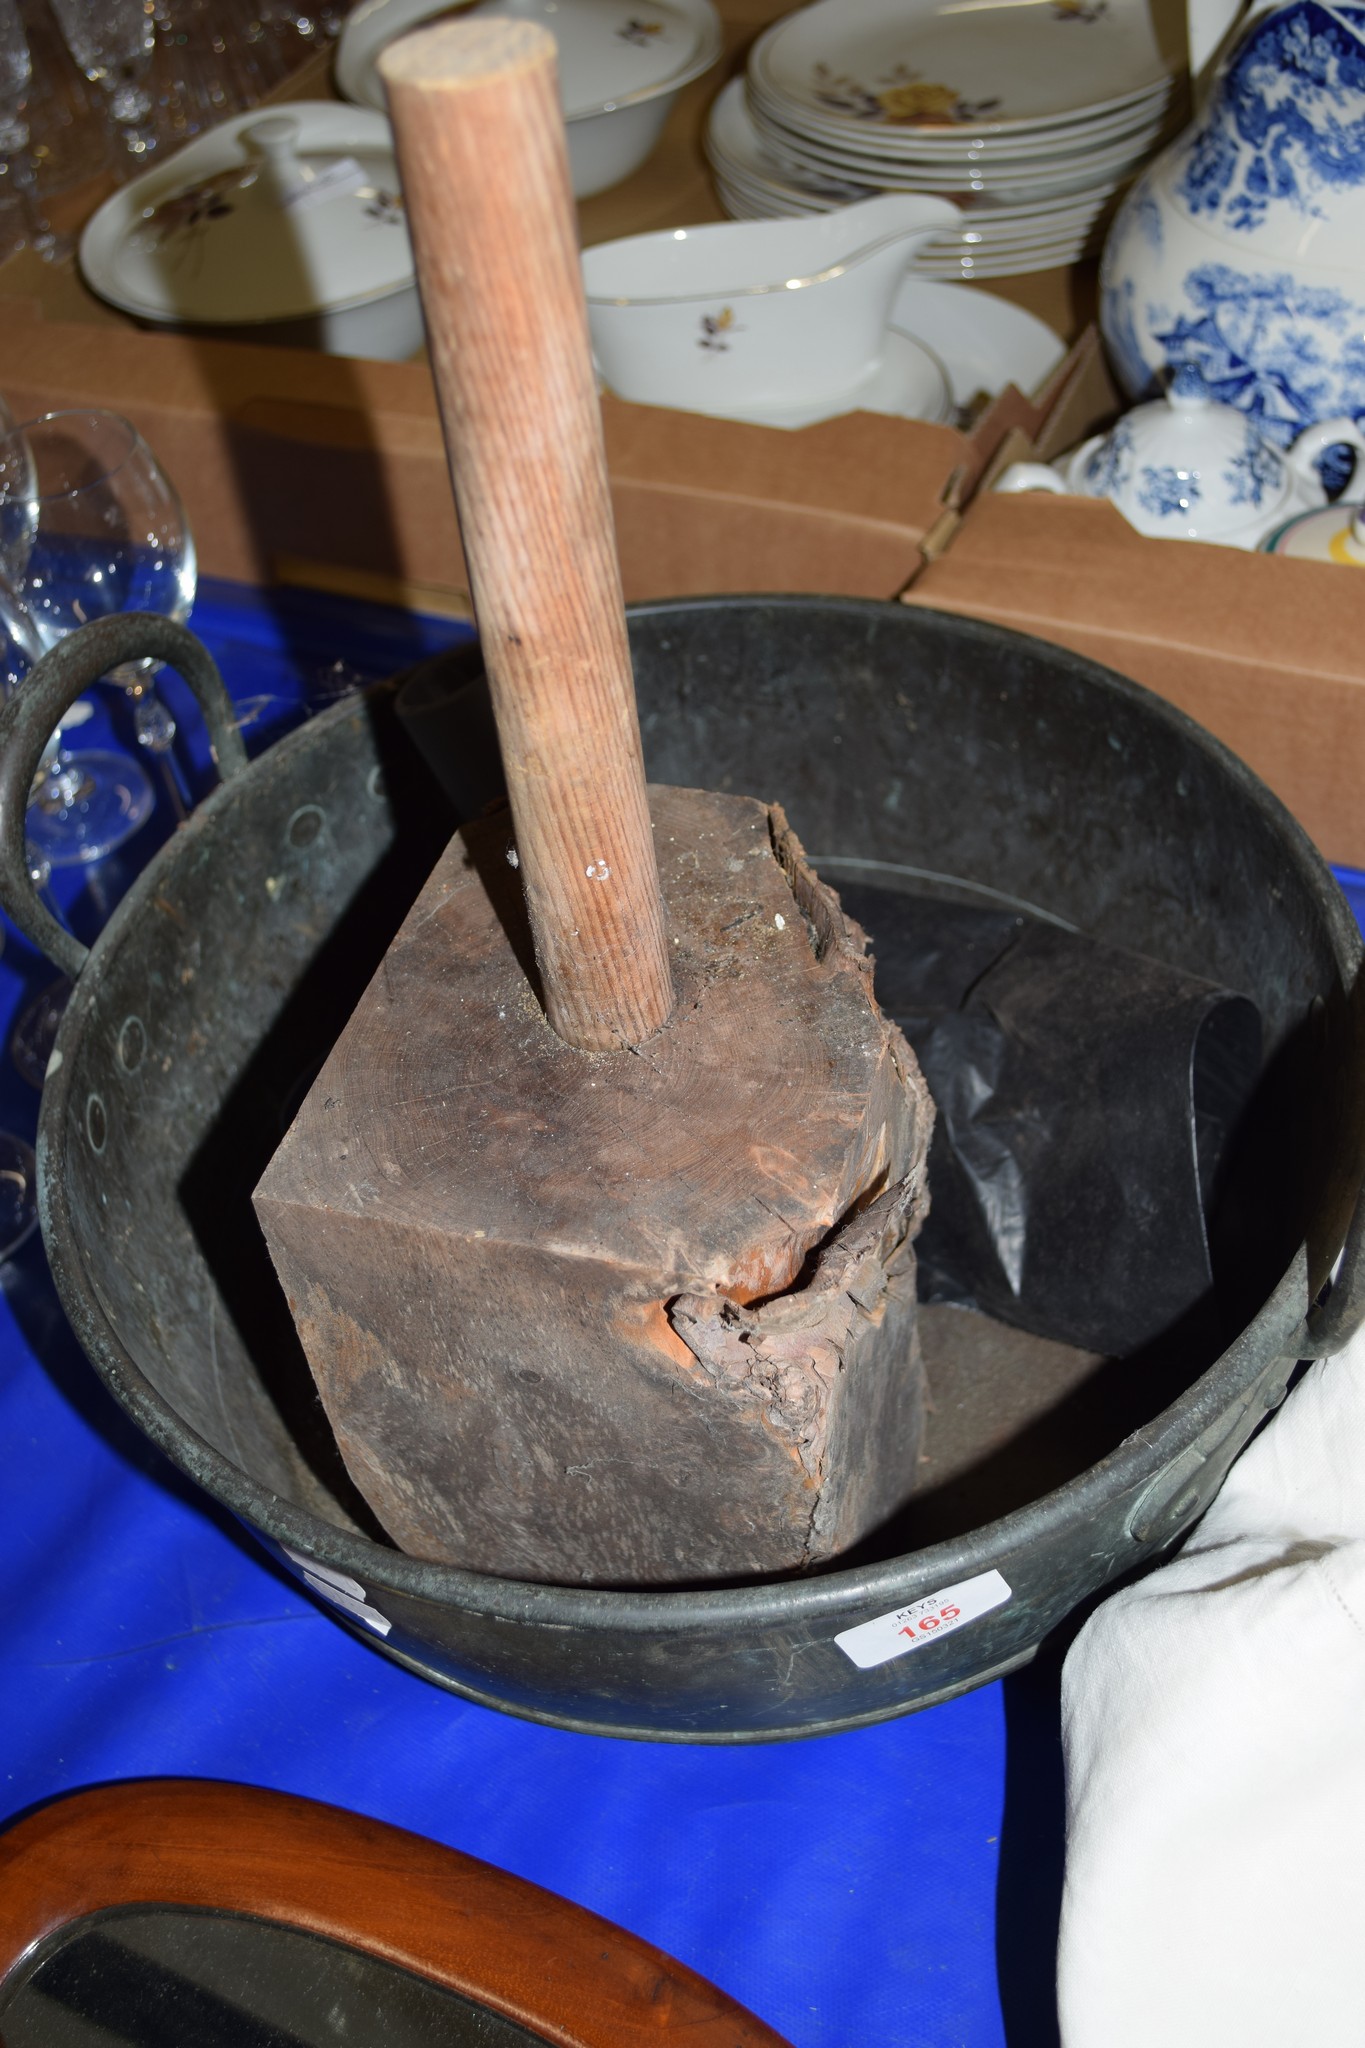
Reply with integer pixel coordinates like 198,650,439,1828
0,573,69,819
0,1111,37,1258
261,1,351,42
0,409,199,867
0,575,81,1091
0,0,63,261
0,959,38,1248
47,0,157,158
0,582,58,1251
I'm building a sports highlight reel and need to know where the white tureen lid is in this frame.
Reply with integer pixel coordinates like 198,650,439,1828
79,104,413,327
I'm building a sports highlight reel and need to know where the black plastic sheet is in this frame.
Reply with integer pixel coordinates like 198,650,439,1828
838,885,1263,1358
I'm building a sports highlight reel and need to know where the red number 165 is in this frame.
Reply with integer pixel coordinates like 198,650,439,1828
900,1603,961,1640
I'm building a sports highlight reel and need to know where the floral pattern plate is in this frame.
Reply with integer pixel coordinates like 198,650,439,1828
711,82,1146,220
707,80,1125,280
752,0,1173,141
745,81,1168,191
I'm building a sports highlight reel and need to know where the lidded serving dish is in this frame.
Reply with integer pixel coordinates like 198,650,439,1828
79,104,421,361
335,0,722,195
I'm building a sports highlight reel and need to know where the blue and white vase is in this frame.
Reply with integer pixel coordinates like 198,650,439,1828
1100,0,1365,447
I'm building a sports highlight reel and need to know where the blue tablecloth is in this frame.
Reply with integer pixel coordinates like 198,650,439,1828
10,577,1334,2048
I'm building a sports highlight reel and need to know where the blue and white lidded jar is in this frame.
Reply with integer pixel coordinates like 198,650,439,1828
994,366,1365,548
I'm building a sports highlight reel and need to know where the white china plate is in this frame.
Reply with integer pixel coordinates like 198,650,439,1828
714,146,1125,225
748,126,1160,193
906,228,1104,273
712,164,1111,244
715,185,1103,273
746,95,1164,192
336,0,714,117
889,276,1065,406
919,251,1094,277
703,82,1129,223
915,236,1099,267
746,67,1171,158
743,147,1140,204
726,326,953,427
712,155,1113,239
751,0,1172,138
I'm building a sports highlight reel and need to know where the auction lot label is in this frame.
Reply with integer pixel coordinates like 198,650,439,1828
834,1569,1012,1670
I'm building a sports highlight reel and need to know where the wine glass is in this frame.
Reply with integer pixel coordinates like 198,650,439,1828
0,0,64,261
0,409,195,861
0,1118,37,1259
0,967,38,1249
0,586,62,1229
47,0,157,157
0,571,73,810
18,0,112,202
0,577,83,1087
151,0,299,146
0,570,147,912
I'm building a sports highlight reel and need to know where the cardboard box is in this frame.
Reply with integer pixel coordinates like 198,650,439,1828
0,286,1082,608
904,479,1365,869
7,2,1360,868
892,323,1365,869
0,2,1090,613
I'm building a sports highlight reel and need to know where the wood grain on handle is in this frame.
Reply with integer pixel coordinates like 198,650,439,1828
379,20,674,1051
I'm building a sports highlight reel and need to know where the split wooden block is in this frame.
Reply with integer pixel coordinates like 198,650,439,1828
255,786,933,1585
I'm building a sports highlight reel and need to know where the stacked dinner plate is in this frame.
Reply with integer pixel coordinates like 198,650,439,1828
707,0,1179,279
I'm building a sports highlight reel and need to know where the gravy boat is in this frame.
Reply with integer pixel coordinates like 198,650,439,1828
582,194,961,420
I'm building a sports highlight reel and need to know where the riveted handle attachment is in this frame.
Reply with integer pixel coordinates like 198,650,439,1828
0,613,247,980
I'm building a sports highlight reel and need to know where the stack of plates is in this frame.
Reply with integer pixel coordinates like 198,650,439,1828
707,0,1178,279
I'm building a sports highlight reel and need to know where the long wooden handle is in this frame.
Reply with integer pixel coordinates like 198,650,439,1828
379,20,674,1052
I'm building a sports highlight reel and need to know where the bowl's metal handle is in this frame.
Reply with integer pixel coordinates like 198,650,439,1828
0,613,249,981
1306,1185,1365,1356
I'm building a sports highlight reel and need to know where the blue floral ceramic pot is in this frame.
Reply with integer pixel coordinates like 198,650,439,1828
995,366,1365,546
1100,0,1365,445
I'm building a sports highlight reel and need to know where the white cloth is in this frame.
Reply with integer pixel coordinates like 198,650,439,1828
1057,1329,1365,2047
